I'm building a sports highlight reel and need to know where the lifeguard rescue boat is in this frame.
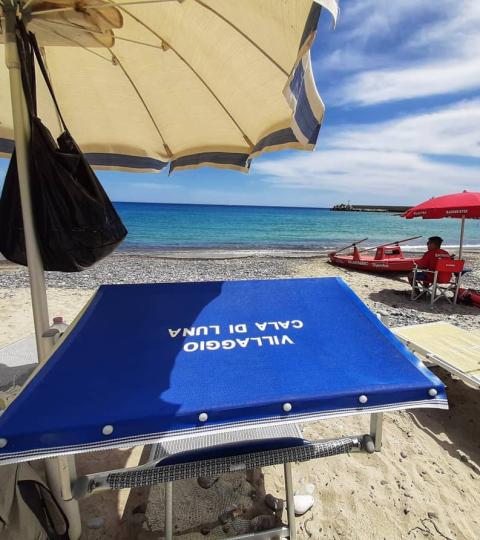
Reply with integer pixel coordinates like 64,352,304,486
329,236,420,273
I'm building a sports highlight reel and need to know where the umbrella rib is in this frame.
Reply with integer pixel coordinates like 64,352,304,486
38,21,167,52
118,6,254,148
46,0,299,78
108,51,173,157
31,0,182,17
36,18,107,35
192,0,289,77
33,18,169,50
25,24,172,157
29,24,113,62
114,35,166,49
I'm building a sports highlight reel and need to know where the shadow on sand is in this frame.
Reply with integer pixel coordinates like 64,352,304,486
368,287,480,318
408,366,480,471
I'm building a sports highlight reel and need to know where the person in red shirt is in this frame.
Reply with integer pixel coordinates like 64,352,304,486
408,236,452,285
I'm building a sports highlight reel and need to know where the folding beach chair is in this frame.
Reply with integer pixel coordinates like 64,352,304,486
411,258,465,305
0,278,448,539
393,322,480,390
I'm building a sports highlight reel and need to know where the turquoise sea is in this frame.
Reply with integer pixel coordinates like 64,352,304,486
114,202,480,254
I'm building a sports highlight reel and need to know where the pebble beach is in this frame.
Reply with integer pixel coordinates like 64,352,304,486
0,250,479,539
1,248,479,332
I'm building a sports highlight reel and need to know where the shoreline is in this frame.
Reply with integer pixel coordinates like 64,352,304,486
1,248,479,285
2,244,480,264
120,245,480,258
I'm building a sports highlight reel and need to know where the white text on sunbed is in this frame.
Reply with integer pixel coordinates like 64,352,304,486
168,320,303,338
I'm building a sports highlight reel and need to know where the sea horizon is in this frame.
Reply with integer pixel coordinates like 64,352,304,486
113,200,331,210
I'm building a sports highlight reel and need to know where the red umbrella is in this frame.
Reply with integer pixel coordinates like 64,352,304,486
403,191,480,258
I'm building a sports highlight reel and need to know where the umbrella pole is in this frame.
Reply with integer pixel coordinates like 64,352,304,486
4,7,81,539
4,6,50,364
458,216,465,260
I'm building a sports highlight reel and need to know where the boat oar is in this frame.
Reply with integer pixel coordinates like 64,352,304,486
358,235,422,254
330,238,368,255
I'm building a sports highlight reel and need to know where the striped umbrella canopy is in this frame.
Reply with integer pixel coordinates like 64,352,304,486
0,0,338,173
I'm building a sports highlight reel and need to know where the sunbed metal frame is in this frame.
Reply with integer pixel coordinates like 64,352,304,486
70,415,383,540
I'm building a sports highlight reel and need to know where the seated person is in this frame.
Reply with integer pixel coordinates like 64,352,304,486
408,236,452,286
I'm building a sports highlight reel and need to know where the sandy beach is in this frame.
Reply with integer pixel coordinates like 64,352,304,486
1,251,479,539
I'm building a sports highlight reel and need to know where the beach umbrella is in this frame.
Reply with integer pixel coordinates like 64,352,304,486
402,191,480,259
0,1,338,535
0,0,339,361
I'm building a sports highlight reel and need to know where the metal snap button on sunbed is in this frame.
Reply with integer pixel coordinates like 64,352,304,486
0,438,7,448
428,388,438,397
283,402,292,412
102,425,114,436
198,412,208,422
358,395,368,404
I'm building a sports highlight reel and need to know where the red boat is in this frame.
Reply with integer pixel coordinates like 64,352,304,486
457,288,480,308
329,236,420,273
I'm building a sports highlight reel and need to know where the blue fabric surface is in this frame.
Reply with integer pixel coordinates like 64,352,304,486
0,278,446,460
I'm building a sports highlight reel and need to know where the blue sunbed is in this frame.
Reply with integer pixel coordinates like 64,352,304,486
0,278,447,538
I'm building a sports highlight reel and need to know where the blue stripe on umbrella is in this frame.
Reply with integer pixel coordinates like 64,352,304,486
294,79,321,143
170,152,250,173
1,141,168,172
307,122,321,145
299,3,322,50
85,153,168,171
0,138,14,154
252,128,298,154
289,61,305,99
287,61,321,144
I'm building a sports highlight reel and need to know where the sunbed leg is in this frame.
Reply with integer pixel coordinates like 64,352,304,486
284,462,296,540
165,481,173,540
370,413,383,451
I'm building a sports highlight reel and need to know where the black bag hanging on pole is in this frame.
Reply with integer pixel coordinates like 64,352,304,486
0,22,127,272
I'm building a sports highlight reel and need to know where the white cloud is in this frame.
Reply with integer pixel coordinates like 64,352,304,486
255,149,478,205
328,99,480,158
338,57,480,106
315,1,422,74
324,0,480,105
336,0,425,43
254,99,480,204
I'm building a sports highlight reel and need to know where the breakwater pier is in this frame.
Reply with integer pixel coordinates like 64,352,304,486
331,203,410,213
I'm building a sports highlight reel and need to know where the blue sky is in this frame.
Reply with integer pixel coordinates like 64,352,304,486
2,0,479,208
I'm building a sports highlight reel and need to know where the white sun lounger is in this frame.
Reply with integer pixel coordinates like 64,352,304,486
0,335,38,405
393,322,480,389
